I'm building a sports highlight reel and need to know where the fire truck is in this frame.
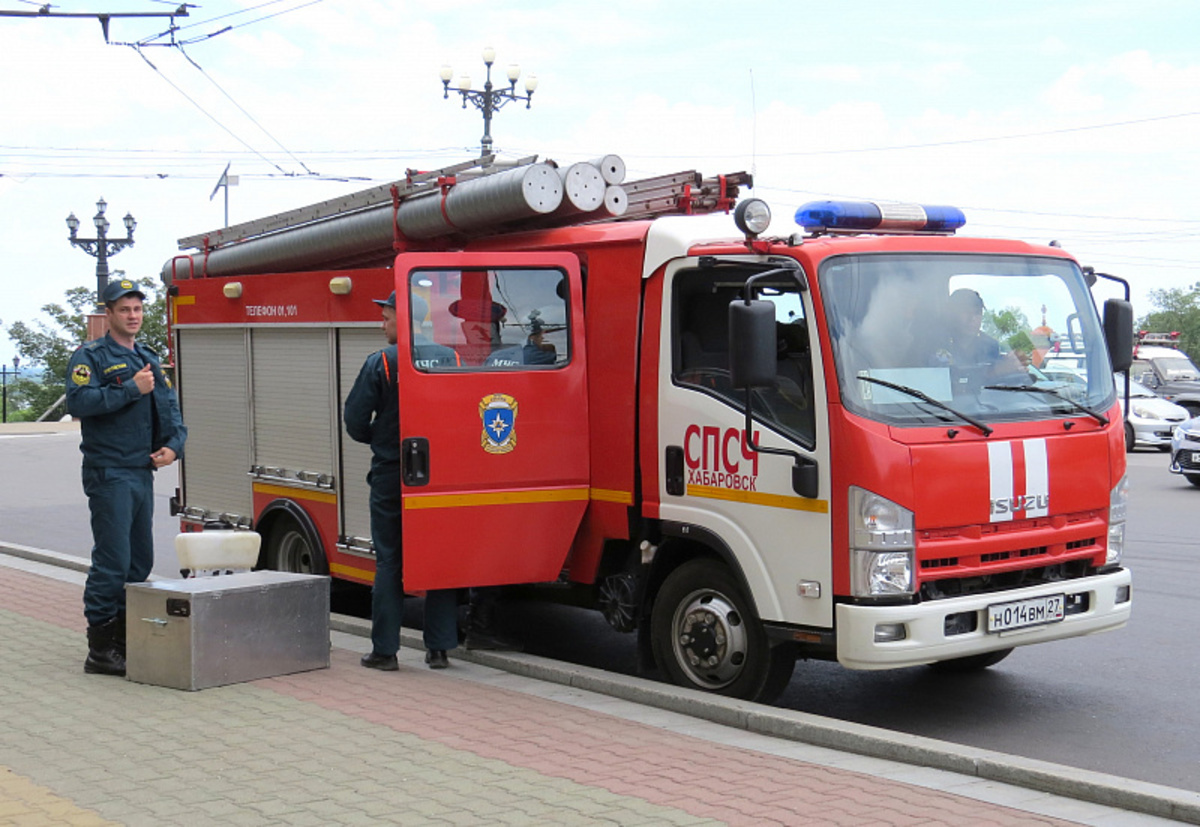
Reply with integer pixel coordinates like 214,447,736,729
163,155,1135,703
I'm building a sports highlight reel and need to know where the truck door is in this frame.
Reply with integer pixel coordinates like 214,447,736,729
394,252,590,590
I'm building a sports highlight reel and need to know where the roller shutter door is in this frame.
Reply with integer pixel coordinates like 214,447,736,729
176,328,253,522
251,328,334,478
338,328,382,546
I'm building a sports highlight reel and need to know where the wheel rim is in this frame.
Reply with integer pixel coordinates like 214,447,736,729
274,529,315,573
669,588,749,690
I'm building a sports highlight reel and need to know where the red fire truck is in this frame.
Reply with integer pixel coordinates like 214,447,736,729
164,155,1134,702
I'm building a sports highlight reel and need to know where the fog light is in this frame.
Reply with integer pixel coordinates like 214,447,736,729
874,623,907,643
943,611,977,636
1116,584,1131,604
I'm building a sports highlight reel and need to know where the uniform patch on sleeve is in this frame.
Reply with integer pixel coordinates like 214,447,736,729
71,364,92,386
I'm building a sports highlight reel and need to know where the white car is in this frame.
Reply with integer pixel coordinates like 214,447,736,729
1168,415,1200,487
1118,376,1189,452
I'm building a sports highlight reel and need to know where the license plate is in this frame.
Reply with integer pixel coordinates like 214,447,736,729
1193,451,1200,464
987,594,1065,633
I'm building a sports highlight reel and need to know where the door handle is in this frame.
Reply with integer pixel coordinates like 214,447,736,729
403,437,430,487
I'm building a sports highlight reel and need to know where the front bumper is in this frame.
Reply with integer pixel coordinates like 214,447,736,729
835,569,1131,670
1131,421,1178,448
1169,443,1200,475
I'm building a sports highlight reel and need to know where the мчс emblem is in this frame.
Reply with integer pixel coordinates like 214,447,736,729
71,364,92,386
479,393,517,454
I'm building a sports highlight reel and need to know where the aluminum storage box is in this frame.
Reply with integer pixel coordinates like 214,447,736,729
125,571,330,690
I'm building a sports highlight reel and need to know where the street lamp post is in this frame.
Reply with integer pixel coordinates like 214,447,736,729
66,197,137,308
440,47,538,158
1,355,19,424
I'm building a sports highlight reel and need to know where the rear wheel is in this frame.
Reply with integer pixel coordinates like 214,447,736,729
261,510,328,575
651,558,795,703
927,647,1013,673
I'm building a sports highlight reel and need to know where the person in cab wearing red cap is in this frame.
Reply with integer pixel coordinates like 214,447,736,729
66,278,187,677
344,291,460,671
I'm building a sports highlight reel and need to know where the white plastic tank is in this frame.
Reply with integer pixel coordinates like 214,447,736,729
175,529,261,577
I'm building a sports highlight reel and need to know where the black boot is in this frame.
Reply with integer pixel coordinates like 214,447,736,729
113,611,127,660
85,616,126,676
464,596,522,652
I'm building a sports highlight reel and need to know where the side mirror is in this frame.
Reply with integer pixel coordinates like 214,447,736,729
729,299,777,389
1103,299,1134,373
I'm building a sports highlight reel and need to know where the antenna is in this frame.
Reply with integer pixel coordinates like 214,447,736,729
749,68,758,185
209,164,239,228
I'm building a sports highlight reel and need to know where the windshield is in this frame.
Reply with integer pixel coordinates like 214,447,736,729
1124,377,1155,398
820,253,1115,427
1155,356,1200,381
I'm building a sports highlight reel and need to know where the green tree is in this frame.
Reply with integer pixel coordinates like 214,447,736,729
3,276,169,421
984,307,1033,354
1137,282,1200,358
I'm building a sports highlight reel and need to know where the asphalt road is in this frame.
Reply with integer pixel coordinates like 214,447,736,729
2,425,1197,793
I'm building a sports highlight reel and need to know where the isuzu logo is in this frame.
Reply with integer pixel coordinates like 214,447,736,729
991,493,1050,515
987,439,1049,521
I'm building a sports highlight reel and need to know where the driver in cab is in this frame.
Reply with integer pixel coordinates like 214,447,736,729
934,288,1028,378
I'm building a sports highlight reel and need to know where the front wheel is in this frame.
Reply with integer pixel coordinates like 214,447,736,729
1124,423,1135,453
1186,474,1200,488
650,558,795,703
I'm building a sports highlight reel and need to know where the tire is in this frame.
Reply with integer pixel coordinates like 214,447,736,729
927,647,1013,673
1124,423,1135,453
261,511,328,575
650,558,795,703
1186,474,1200,488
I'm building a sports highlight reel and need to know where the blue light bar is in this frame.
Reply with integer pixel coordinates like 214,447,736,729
795,200,966,233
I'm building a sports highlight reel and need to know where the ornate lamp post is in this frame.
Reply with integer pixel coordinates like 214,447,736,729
1,355,19,423
66,197,137,308
440,46,538,158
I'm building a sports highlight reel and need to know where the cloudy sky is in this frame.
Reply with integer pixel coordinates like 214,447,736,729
2,0,1199,370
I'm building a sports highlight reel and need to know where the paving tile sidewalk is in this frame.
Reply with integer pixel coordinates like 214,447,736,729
0,561,1174,827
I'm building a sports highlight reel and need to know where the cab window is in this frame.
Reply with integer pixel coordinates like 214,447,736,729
673,268,816,446
408,267,570,371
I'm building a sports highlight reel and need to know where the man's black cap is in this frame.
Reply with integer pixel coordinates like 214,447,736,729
373,291,397,309
102,279,146,304
948,288,985,311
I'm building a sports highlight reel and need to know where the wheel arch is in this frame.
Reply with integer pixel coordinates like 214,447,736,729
645,521,757,615
255,498,328,574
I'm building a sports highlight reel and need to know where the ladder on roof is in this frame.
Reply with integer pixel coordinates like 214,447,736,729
175,155,751,254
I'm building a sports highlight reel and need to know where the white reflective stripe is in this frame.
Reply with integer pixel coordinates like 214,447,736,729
988,441,1014,522
1023,438,1049,518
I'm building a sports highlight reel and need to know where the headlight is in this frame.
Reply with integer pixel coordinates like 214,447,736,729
849,487,915,597
1107,474,1128,566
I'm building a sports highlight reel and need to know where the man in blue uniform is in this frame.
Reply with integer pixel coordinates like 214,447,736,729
66,278,187,676
344,291,460,670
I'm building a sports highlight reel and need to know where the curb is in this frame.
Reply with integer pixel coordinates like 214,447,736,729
8,542,1200,824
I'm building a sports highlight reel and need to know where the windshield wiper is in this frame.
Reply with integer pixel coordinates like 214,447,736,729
856,375,993,436
984,384,1109,425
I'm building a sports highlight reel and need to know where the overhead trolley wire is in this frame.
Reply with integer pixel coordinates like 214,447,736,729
175,43,314,175
129,45,293,176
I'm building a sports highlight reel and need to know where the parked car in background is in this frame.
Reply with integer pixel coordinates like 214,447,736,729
1117,375,1189,452
1168,415,1200,487
1130,336,1200,417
